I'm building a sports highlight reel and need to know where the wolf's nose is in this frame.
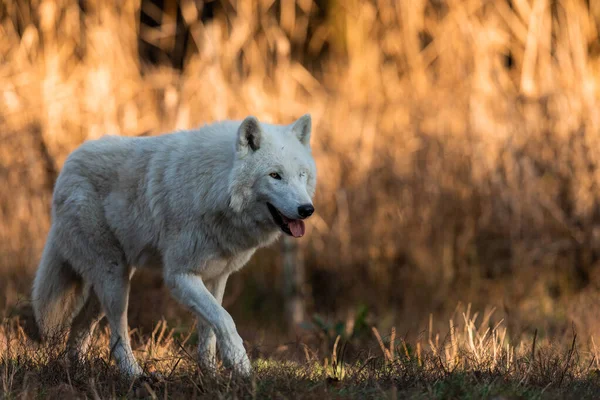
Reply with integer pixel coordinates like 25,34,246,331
298,204,314,218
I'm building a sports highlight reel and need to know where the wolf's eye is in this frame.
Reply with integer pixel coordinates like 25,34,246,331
269,172,282,180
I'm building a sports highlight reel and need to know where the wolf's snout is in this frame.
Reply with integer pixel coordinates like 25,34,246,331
297,204,314,219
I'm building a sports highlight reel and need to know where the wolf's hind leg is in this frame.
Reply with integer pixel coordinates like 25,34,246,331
50,184,142,377
67,288,104,363
90,268,142,378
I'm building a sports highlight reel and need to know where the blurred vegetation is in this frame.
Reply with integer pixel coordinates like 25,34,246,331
2,0,600,347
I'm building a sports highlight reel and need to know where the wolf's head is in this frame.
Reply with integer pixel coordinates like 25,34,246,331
228,115,317,238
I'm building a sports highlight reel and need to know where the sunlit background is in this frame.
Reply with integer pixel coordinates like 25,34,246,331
2,0,600,358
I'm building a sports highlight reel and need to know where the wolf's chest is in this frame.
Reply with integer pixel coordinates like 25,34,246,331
198,256,243,280
198,258,228,280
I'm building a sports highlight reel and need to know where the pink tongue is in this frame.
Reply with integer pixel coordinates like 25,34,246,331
288,220,305,238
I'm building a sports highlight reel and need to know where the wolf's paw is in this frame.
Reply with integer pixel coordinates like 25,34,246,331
224,353,252,377
220,335,252,377
233,353,252,377
197,341,218,372
120,362,145,380
197,354,218,374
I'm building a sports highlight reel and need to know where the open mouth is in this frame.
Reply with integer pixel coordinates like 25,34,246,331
266,203,306,238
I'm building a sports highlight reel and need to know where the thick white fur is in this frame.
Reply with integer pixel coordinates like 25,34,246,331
31,115,317,377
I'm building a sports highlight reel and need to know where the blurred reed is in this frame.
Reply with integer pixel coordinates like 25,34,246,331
1,0,600,339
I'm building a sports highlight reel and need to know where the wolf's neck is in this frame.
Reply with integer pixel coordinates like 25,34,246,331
207,202,280,254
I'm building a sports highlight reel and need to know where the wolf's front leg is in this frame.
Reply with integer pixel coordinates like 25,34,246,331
197,273,230,369
164,272,251,376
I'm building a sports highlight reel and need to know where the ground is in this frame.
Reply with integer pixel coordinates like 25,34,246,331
3,310,600,399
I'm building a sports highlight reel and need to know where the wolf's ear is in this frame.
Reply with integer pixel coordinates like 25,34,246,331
237,116,262,154
291,114,311,147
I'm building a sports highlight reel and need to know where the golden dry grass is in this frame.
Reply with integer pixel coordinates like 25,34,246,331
2,0,600,396
2,303,600,398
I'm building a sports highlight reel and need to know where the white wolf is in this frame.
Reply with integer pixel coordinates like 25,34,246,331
31,115,317,377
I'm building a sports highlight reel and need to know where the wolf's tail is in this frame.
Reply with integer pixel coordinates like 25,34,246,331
31,231,84,342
